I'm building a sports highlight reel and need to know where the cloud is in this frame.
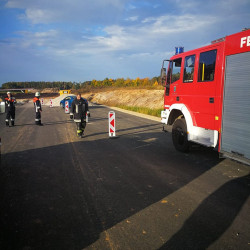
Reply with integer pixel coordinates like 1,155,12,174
125,16,138,22
1,11,217,60
6,0,126,24
23,8,58,24
84,14,217,53
148,15,216,34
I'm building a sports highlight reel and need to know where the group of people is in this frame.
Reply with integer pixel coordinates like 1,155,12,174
4,91,88,138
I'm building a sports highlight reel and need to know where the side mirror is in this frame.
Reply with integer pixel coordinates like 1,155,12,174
161,68,166,85
161,67,166,78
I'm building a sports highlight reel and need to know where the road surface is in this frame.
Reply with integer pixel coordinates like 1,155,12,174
0,102,249,250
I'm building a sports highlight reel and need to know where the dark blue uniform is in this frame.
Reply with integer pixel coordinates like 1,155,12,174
70,97,88,137
5,96,16,126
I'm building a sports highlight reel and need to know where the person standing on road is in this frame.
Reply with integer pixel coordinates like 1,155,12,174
5,91,16,127
70,93,88,138
33,92,43,126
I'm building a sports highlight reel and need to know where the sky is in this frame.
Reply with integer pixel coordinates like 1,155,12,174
0,0,250,85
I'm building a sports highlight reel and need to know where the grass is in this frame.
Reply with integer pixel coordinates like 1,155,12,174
116,105,162,117
76,85,164,94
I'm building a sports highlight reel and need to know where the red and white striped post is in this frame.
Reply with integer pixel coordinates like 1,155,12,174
86,112,89,123
109,111,116,137
41,98,44,105
65,101,69,113
49,99,53,108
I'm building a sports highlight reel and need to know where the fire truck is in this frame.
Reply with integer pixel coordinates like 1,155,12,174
161,29,250,165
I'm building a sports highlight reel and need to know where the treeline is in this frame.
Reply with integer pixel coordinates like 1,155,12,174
1,77,162,90
90,77,161,88
1,81,83,90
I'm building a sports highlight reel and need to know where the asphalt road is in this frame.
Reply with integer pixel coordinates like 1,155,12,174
0,102,249,250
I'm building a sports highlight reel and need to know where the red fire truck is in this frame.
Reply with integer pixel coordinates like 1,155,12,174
161,29,250,165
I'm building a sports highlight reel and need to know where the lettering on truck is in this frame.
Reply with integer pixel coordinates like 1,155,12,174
240,36,250,47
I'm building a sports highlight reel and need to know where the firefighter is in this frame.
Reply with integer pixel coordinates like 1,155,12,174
70,93,88,137
5,91,16,126
33,92,43,125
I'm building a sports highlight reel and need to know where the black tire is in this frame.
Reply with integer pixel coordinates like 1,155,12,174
172,118,189,152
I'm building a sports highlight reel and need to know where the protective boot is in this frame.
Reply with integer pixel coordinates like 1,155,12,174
77,130,84,138
6,120,9,126
11,121,15,126
80,121,85,137
35,119,43,125
76,122,82,137
77,130,82,137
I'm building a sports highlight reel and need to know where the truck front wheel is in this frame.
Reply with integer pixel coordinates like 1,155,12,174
172,118,189,152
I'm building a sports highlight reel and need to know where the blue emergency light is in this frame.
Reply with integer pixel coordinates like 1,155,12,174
175,47,184,55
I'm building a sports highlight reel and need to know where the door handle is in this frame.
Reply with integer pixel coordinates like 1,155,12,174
209,97,214,103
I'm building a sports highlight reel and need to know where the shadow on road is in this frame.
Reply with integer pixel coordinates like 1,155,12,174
159,174,250,250
0,142,102,250
83,122,161,139
0,129,224,250
1,117,248,250
13,120,74,127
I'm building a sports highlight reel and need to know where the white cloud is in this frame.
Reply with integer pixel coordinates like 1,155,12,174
23,8,57,24
6,0,126,24
125,16,138,22
15,30,59,49
83,14,217,53
149,15,216,34
6,12,217,58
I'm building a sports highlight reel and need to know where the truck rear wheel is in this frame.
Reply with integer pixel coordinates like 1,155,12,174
172,118,189,152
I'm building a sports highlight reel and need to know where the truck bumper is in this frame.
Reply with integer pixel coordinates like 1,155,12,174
161,110,169,124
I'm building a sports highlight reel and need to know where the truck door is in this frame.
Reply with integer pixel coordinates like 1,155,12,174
220,51,250,163
191,48,220,130
169,58,182,102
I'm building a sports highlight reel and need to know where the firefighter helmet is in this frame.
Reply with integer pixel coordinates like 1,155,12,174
35,92,40,97
7,91,11,95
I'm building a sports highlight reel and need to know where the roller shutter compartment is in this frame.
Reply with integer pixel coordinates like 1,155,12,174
221,51,250,164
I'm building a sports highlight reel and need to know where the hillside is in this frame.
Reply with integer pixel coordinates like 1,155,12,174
82,89,164,109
